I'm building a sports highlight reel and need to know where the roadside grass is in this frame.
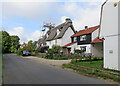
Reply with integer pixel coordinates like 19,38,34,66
71,59,120,73
62,64,120,82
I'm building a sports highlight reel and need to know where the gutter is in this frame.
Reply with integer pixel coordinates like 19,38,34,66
98,0,108,38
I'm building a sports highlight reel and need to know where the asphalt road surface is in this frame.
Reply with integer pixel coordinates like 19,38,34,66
3,54,109,84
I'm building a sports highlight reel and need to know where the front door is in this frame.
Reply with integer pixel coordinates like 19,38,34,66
68,48,71,54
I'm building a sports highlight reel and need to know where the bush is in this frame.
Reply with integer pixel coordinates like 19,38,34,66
74,50,84,54
45,45,62,59
17,48,22,56
31,50,39,56
52,45,61,54
42,56,45,58
52,57,68,60
46,49,54,59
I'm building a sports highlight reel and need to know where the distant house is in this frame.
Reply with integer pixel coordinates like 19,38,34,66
36,18,76,52
63,25,103,57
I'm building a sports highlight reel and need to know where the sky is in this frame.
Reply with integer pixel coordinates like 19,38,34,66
0,0,106,44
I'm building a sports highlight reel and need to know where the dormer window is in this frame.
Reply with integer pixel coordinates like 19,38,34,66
57,29,60,35
46,33,49,38
73,37,77,42
59,27,63,31
80,35,87,41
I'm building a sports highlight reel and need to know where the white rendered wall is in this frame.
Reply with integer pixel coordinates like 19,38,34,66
66,43,78,53
46,40,55,48
104,36,119,70
61,27,75,46
56,39,62,46
100,1,118,37
91,43,103,57
100,1,120,70
118,1,120,70
92,29,99,41
46,41,49,47
118,35,120,70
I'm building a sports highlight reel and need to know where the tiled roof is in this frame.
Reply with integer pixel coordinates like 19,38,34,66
72,25,100,37
63,42,77,48
91,37,103,43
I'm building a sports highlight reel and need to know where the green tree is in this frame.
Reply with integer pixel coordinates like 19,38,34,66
0,31,2,53
32,41,37,49
2,31,20,53
26,40,33,51
22,40,34,52
17,48,22,56
21,42,27,50
2,31,11,53
10,36,20,53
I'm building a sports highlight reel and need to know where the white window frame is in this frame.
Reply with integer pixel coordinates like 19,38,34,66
80,35,87,41
74,37,77,42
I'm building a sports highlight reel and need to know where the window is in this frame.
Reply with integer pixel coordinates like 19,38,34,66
80,46,86,52
46,33,49,38
74,37,77,42
80,35,86,41
57,29,60,35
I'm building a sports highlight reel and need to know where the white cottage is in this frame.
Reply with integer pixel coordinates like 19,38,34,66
36,18,76,52
99,0,120,70
63,25,103,57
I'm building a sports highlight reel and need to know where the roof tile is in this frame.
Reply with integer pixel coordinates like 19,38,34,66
72,25,100,37
91,37,103,43
63,42,77,48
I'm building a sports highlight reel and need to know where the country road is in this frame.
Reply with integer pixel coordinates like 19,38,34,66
3,54,109,84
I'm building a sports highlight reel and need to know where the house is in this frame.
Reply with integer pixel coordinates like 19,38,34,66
36,18,76,52
99,0,120,70
63,25,103,57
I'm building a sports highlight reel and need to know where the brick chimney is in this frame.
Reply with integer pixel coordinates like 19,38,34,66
65,18,72,23
85,26,88,30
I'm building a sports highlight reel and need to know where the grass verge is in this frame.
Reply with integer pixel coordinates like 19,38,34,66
62,63,120,82
71,59,120,73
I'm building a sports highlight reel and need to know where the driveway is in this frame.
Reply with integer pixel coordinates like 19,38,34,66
3,54,109,84
22,56,71,67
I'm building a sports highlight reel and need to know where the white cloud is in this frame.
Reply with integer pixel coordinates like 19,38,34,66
61,16,69,23
2,2,59,21
59,2,102,31
1,0,106,2
3,1,103,31
64,3,77,13
73,7,100,30
27,30,43,42
8,27,43,44
4,1,105,44
8,27,26,43
8,27,24,36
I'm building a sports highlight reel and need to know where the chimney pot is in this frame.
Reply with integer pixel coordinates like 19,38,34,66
65,18,72,23
85,26,88,29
